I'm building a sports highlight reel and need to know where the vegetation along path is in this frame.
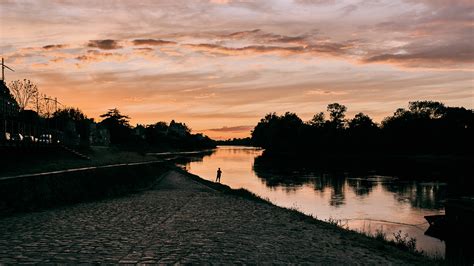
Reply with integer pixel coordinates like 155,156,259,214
0,171,430,264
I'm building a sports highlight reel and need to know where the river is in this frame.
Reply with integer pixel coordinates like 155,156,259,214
180,146,446,257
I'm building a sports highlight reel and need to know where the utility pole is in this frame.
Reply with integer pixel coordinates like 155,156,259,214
1,58,15,83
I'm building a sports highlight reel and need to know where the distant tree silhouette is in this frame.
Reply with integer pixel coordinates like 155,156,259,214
251,112,303,151
53,108,88,122
168,120,191,137
327,103,347,129
139,120,215,150
348,112,379,152
100,108,130,127
348,113,377,130
251,101,473,155
408,101,445,119
99,108,132,144
309,112,325,128
51,107,93,145
217,137,252,146
381,101,473,154
251,113,279,149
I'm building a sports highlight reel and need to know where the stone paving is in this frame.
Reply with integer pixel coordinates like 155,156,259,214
0,171,429,264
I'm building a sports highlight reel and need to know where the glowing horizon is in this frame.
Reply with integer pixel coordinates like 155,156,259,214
1,0,473,140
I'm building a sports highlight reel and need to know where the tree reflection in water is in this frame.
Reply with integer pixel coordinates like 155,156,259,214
252,153,447,211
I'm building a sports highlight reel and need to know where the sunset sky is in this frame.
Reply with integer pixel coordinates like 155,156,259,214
1,0,473,139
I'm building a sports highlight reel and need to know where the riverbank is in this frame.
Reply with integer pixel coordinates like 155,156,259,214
0,146,214,178
0,169,432,264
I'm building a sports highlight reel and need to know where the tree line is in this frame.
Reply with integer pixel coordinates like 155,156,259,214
8,79,61,117
46,107,216,150
251,101,473,155
7,79,215,150
98,108,215,150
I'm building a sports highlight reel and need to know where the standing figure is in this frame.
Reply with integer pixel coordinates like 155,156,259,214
216,168,222,183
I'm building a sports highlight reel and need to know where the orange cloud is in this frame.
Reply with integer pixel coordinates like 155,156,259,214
75,50,127,62
183,41,354,57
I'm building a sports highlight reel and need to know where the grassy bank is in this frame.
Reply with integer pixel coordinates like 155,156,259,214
0,146,162,178
0,161,170,216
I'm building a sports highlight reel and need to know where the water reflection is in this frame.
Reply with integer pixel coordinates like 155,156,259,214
179,146,447,257
253,153,447,211
382,182,446,210
347,178,376,197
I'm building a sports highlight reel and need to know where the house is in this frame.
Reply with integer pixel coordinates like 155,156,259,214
0,81,19,118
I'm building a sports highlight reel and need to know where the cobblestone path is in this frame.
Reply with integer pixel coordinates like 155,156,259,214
0,171,428,264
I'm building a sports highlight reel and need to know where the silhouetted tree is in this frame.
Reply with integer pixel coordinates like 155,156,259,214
348,112,379,152
168,120,191,137
251,112,303,151
9,79,38,111
309,112,326,128
141,120,215,150
99,108,132,144
349,113,377,130
327,103,347,129
408,101,446,119
217,137,252,146
100,108,130,127
251,101,472,155
52,108,88,122
51,107,93,145
251,113,279,149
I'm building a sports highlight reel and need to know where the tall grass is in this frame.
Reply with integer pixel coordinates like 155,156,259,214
354,224,421,254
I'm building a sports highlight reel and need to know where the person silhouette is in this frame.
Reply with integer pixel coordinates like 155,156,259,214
216,168,222,183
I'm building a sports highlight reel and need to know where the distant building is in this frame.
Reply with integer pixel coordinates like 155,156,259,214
0,81,19,118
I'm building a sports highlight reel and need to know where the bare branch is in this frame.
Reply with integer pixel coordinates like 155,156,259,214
8,79,39,111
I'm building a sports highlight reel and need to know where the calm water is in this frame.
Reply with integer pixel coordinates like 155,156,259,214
181,146,446,256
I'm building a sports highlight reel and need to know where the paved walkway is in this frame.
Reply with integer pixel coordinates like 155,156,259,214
0,171,429,264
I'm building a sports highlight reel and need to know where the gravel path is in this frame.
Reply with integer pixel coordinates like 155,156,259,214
0,171,429,264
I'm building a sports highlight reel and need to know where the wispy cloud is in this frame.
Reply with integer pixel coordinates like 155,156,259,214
75,50,127,62
363,39,474,68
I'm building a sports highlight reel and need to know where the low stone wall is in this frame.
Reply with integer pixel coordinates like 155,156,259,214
0,161,169,215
